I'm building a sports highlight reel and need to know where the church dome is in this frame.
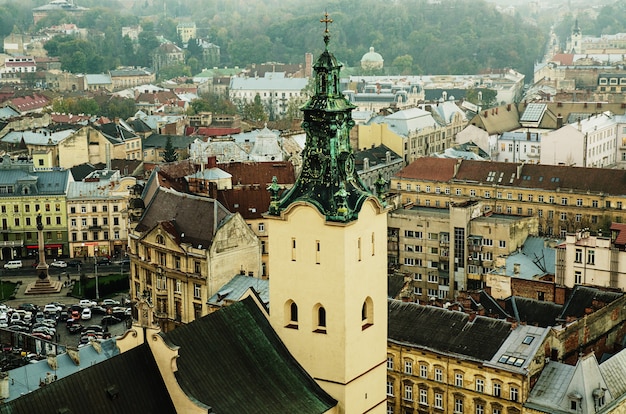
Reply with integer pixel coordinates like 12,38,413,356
360,47,384,70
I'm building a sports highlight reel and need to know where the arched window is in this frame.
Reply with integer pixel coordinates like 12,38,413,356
313,303,327,333
156,234,165,245
284,300,298,329
362,297,374,330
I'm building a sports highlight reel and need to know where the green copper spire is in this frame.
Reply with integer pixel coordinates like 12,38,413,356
268,12,375,222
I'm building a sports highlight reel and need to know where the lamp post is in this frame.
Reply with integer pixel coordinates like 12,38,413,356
94,249,99,300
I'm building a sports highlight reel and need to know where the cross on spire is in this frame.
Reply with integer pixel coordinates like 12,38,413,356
320,11,333,46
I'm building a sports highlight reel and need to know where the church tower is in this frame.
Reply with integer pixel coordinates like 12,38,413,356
570,18,582,54
267,14,387,414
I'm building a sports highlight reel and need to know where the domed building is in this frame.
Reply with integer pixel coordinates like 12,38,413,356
360,46,384,70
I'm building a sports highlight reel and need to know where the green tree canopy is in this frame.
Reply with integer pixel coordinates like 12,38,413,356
162,136,178,163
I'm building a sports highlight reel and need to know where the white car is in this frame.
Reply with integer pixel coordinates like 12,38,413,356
50,260,68,268
101,299,120,307
78,299,97,308
43,304,60,314
81,308,92,321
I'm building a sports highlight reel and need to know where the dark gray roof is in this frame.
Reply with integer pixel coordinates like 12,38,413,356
387,273,405,299
135,187,232,248
559,285,623,321
0,343,176,414
504,296,563,328
388,299,512,361
162,297,337,413
143,133,196,149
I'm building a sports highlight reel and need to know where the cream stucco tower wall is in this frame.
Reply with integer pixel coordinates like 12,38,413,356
268,198,387,413
266,14,387,414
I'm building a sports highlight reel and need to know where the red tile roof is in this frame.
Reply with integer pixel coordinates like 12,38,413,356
610,223,626,247
398,157,626,195
395,157,458,182
219,161,295,185
217,186,271,219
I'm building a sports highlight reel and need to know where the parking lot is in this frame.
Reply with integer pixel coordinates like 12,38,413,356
0,267,132,361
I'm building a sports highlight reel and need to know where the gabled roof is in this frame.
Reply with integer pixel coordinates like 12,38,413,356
217,186,270,219
469,104,521,135
395,157,458,182
398,157,626,196
0,343,176,414
219,161,295,186
559,285,623,321
135,187,232,248
388,299,512,361
162,297,337,413
207,274,269,308
610,222,626,247
503,296,563,328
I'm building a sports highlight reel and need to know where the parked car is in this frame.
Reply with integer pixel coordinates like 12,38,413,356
96,258,111,266
31,332,52,341
101,299,120,307
50,260,67,268
70,310,80,321
3,260,22,269
43,304,60,314
18,303,37,312
67,323,83,334
81,308,92,321
78,299,97,308
67,259,82,267
102,315,122,325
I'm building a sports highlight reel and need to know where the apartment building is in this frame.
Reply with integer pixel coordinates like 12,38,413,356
555,224,626,290
128,187,260,332
67,170,135,259
387,300,549,414
0,156,70,260
388,201,536,302
392,157,626,238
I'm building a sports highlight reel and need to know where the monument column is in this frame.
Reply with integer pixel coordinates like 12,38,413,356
25,211,62,294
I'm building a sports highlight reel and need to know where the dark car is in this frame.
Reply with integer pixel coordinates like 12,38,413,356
67,259,82,268
67,324,83,334
102,315,122,325
18,303,37,313
96,258,111,266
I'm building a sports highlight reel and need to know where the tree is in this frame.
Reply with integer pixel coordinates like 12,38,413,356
465,88,498,109
242,94,267,123
391,54,414,75
162,136,178,163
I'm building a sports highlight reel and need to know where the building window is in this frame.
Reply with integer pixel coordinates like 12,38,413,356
435,367,443,382
414,286,422,295
575,271,582,284
587,250,595,265
454,398,463,413
316,306,326,331
419,388,428,405
81,206,86,213
193,283,201,299
510,387,518,402
561,197,568,205
476,403,484,414
291,238,296,261
575,249,582,263
404,360,413,375
455,373,463,387
476,378,484,393
470,189,476,197
258,223,265,232
549,196,555,204
387,381,394,396
435,392,443,409
387,356,394,370
592,200,598,208
575,214,581,222
499,240,506,248
577,198,583,206
493,383,501,397
289,302,298,326
404,384,413,401
420,364,428,378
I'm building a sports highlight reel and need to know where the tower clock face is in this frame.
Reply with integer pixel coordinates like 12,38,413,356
308,150,325,178
339,152,354,175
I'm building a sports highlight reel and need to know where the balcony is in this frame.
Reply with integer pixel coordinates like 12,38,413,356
468,244,482,252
